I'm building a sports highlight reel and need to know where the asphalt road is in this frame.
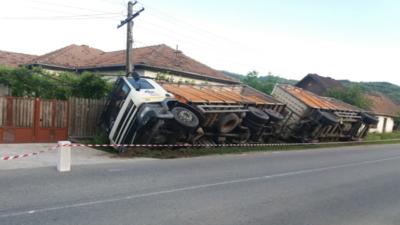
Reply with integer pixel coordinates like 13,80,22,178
1,144,400,225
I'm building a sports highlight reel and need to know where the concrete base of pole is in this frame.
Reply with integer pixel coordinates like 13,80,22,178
57,141,71,172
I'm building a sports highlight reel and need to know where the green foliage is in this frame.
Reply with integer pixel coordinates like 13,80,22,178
241,71,295,95
340,80,400,104
0,66,111,99
70,72,112,99
225,70,400,104
394,115,400,124
326,85,372,109
364,131,400,141
394,114,400,130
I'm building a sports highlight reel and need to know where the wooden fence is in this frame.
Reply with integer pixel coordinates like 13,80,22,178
68,97,106,138
0,97,106,143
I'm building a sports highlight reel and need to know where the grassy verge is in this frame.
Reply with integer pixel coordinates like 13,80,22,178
364,131,400,141
102,138,400,159
84,131,400,159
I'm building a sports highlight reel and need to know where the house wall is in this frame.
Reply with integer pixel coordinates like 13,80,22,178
39,67,228,85
142,70,223,85
0,84,9,96
98,69,224,85
369,116,394,133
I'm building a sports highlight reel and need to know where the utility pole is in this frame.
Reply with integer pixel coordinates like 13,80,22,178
126,1,133,76
118,1,144,78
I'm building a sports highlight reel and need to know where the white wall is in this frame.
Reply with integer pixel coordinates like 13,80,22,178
369,116,394,133
0,84,9,96
97,69,226,85
143,70,223,85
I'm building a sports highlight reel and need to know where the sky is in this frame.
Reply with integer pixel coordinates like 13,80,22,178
1,0,400,85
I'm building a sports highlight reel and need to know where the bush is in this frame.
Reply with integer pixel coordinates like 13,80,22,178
326,85,372,109
0,66,112,99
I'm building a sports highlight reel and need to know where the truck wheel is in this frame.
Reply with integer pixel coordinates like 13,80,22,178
263,108,284,122
361,112,379,125
172,106,199,130
170,102,206,126
246,106,270,123
231,128,250,144
316,110,338,126
216,113,240,133
243,118,264,130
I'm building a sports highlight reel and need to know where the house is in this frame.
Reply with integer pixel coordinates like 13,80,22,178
0,50,37,68
0,50,37,95
365,92,400,133
296,73,400,133
296,73,343,95
22,44,239,85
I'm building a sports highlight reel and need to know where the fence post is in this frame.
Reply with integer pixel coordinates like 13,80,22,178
57,141,71,172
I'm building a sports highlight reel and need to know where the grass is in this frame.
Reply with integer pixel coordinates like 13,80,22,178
364,131,400,141
86,131,400,159
107,138,400,159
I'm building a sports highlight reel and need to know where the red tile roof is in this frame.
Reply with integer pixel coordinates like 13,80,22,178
26,44,237,83
365,92,400,117
0,50,37,67
29,44,104,68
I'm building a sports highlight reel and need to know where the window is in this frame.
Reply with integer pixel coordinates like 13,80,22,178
103,79,131,130
128,78,154,90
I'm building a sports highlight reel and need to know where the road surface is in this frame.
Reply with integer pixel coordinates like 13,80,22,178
1,144,400,225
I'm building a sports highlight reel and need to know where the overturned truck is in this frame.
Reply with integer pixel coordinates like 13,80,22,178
271,84,378,142
100,77,286,147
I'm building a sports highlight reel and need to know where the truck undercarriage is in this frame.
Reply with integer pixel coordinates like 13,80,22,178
100,78,378,150
272,84,379,142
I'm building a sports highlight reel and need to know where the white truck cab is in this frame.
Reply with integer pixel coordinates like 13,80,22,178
100,77,199,146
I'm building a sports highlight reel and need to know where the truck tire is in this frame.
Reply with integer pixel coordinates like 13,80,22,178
316,110,338,126
216,113,240,133
246,106,270,123
171,106,199,130
263,108,284,122
361,112,379,125
231,127,250,144
243,118,264,130
169,102,206,126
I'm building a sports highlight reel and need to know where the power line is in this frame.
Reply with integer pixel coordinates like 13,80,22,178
135,18,255,61
138,1,262,54
0,13,122,20
24,6,89,16
28,0,121,14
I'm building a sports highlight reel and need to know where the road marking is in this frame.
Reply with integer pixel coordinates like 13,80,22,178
2,154,400,218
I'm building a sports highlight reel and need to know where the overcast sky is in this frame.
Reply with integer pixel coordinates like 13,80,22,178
1,0,400,85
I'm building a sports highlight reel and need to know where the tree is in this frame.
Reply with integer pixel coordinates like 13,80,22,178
241,71,282,95
394,113,400,131
69,72,112,99
326,85,372,109
0,66,112,99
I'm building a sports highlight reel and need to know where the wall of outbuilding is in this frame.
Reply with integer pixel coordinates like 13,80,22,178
369,115,394,133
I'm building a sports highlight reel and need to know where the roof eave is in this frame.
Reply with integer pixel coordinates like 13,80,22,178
77,63,240,84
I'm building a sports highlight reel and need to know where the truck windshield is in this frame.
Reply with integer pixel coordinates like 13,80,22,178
102,79,131,130
128,78,154,90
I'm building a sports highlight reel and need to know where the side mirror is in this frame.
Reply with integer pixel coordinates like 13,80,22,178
132,71,141,81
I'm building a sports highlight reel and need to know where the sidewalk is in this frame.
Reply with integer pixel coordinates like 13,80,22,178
0,143,155,170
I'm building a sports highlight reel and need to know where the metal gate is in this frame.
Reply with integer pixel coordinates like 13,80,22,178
0,97,68,143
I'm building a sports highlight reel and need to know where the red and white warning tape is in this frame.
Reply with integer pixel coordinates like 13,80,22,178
61,138,400,148
2,138,399,161
1,145,58,161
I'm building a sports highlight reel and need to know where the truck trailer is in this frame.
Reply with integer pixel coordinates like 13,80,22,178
100,76,286,147
271,84,378,142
